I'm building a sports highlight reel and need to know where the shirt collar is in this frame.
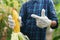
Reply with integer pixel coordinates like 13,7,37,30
30,0,40,3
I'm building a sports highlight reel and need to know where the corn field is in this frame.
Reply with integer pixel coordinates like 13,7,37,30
0,0,60,40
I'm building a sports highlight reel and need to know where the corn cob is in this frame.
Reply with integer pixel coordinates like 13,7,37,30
11,9,20,33
10,9,29,40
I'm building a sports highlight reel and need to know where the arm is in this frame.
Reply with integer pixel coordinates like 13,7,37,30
48,0,58,29
19,4,27,33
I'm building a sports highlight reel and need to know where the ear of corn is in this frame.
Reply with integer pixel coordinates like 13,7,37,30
0,0,29,40
11,9,20,33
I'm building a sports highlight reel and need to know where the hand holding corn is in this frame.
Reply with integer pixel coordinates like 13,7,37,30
8,15,21,29
8,9,29,40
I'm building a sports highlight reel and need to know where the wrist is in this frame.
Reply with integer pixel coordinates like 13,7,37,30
51,21,57,27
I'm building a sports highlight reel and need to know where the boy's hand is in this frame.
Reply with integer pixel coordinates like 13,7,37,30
36,16,51,28
8,15,22,29
31,9,52,28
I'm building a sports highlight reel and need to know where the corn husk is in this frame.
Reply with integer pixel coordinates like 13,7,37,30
11,32,29,40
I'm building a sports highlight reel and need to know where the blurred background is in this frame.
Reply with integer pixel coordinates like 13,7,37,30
0,0,60,40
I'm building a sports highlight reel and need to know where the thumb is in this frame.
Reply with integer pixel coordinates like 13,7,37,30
41,9,45,17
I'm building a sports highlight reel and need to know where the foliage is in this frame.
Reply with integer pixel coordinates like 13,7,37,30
0,0,26,40
52,0,60,40
0,0,60,40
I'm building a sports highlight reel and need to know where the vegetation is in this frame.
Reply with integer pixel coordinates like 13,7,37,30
53,0,60,40
0,0,60,40
0,0,26,40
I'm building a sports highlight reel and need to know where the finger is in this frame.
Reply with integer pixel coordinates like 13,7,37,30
8,22,15,28
8,21,15,25
8,20,15,26
31,14,41,19
18,16,21,21
41,9,45,17
18,16,22,23
8,19,14,24
18,16,22,26
9,24,14,28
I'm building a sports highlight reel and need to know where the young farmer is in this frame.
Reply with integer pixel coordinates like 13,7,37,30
8,0,58,40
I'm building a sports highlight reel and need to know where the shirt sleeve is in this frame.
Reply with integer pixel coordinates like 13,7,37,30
19,3,27,32
47,0,58,29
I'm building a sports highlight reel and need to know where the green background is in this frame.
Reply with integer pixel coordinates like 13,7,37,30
0,0,60,40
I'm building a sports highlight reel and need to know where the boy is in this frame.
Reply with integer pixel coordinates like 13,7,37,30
8,0,58,40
